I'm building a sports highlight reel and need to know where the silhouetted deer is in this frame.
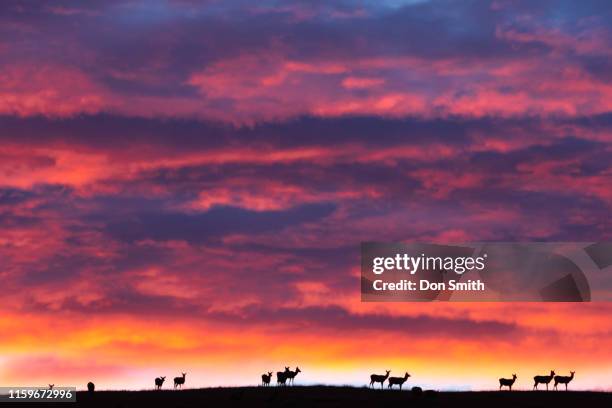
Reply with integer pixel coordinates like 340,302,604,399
533,370,555,390
499,374,517,391
388,372,411,390
554,371,575,390
48,384,54,390
155,376,166,390
276,368,289,386
87,382,95,393
369,370,390,389
174,372,186,389
261,372,272,386
285,367,301,385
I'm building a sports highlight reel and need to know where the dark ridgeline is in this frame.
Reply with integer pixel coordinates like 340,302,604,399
499,374,517,391
369,370,390,389
155,376,166,390
174,372,187,389
387,372,411,390
261,372,272,386
554,372,575,391
66,386,612,408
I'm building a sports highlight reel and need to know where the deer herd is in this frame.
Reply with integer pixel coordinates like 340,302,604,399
259,367,302,386
498,370,576,391
146,368,574,391
150,373,186,390
365,368,575,391
370,370,411,389
85,367,575,391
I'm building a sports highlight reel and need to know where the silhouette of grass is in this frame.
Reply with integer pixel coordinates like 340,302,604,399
31,386,612,408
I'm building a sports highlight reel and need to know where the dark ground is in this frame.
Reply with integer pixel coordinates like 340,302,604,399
9,386,612,408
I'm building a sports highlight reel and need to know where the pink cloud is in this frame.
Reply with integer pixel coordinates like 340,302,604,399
341,76,385,89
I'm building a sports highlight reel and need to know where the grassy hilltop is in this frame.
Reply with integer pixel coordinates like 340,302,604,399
23,385,612,408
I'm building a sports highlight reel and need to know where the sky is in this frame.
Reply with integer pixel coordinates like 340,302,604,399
0,0,611,391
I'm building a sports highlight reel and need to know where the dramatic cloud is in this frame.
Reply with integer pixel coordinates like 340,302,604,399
1,0,612,121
